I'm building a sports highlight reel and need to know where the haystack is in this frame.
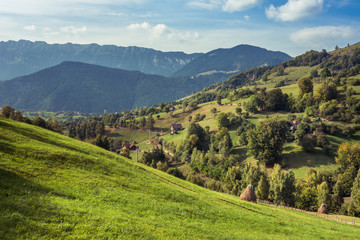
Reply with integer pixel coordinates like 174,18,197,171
318,204,328,214
239,185,257,203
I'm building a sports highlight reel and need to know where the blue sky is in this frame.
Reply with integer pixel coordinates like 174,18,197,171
0,0,359,56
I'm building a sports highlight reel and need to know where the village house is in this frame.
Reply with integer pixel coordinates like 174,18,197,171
290,120,300,132
170,123,183,134
122,143,137,151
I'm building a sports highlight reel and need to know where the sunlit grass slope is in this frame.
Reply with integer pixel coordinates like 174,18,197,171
1,118,359,239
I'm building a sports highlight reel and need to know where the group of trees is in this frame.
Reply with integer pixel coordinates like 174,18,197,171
1,105,62,133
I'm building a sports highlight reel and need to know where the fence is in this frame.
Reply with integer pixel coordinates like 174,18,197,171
256,199,360,226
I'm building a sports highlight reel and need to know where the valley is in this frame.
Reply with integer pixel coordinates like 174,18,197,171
1,41,360,239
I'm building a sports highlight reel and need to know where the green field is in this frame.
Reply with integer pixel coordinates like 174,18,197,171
1,118,360,239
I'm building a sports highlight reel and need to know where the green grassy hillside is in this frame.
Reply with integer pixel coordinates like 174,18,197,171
1,118,360,239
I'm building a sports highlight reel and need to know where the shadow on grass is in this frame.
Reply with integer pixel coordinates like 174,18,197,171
0,168,78,238
283,148,336,171
230,147,248,161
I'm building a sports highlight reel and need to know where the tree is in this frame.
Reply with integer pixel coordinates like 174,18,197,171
139,117,146,128
342,126,356,138
146,114,155,130
224,166,242,196
269,164,295,205
245,95,263,113
265,89,289,111
47,117,62,133
95,135,110,150
215,112,230,129
298,77,313,97
219,133,232,157
187,122,207,150
300,135,316,153
140,147,167,167
235,107,242,116
1,105,15,118
216,94,222,105
317,82,337,102
189,101,198,110
317,181,331,207
256,175,270,200
120,148,131,159
95,121,105,136
32,116,47,129
182,100,188,112
351,169,360,212
247,118,289,165
310,69,319,78
320,67,331,79
336,143,360,172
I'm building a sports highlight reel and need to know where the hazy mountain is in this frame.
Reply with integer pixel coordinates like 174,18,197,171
172,45,292,79
0,40,202,80
0,61,220,113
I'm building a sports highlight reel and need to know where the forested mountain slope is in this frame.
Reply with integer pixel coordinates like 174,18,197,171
173,44,292,79
0,61,220,113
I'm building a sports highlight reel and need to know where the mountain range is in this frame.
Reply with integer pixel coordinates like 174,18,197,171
0,40,202,80
0,40,293,113
0,40,291,81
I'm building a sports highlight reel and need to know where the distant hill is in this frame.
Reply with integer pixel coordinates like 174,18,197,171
0,61,220,113
172,45,292,79
0,40,202,80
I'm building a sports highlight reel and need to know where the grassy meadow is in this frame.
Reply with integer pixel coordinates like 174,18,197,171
1,118,360,239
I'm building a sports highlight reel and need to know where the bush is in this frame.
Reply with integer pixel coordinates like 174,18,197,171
32,116,48,129
300,135,316,153
186,172,204,187
166,167,184,179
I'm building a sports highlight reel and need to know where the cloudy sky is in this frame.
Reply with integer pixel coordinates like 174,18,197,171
0,0,359,56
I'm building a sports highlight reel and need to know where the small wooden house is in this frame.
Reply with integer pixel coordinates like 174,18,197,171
170,124,183,134
123,143,137,151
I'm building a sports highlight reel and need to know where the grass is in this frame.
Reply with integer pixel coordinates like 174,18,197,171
282,143,337,178
1,118,360,239
109,127,151,143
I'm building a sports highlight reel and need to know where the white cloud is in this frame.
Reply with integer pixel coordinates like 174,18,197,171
0,0,146,16
60,26,87,34
127,22,151,31
127,22,171,40
222,0,261,12
290,26,357,49
126,22,201,45
24,25,36,31
152,24,170,38
266,0,324,22
187,0,260,12
187,0,221,10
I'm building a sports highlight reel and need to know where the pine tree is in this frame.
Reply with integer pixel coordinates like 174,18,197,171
317,181,330,207
351,169,360,212
256,175,270,200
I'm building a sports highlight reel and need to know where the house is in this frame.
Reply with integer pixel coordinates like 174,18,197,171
290,120,300,132
168,105,175,112
122,143,137,151
170,124,183,134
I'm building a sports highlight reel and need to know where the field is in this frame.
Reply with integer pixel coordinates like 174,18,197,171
1,118,360,239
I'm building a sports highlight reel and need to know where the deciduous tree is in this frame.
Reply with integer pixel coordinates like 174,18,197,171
247,118,289,165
